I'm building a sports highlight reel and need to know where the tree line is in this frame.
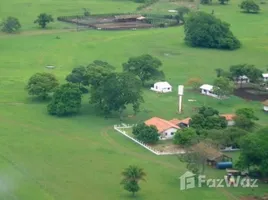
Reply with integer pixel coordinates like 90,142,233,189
25,55,164,119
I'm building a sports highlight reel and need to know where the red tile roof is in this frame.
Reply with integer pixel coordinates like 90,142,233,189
220,114,236,121
145,117,180,133
169,117,191,125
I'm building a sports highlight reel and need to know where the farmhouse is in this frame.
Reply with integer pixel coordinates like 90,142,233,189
151,81,172,93
220,114,236,126
200,84,218,98
145,117,180,139
191,142,232,166
262,73,268,82
263,100,268,111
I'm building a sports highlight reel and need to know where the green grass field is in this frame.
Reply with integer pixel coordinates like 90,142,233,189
0,0,268,199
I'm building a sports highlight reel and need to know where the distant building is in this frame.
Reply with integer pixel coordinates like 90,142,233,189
263,100,268,112
114,15,145,22
200,84,219,98
262,73,268,82
220,114,236,126
169,118,191,128
145,117,180,140
235,75,250,84
151,81,172,93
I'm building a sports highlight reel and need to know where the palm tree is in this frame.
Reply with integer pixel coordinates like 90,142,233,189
121,165,146,196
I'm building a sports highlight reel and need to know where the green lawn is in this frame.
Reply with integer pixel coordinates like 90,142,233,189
0,0,268,199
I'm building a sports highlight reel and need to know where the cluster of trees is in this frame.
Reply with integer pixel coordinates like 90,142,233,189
173,106,258,148
216,64,265,88
1,13,54,33
26,55,164,118
184,11,241,50
132,123,159,144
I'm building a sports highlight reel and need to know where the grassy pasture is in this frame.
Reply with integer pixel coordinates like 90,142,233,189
0,0,268,199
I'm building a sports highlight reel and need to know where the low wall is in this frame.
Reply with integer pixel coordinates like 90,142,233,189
114,124,185,155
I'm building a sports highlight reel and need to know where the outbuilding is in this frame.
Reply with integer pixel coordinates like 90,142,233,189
151,81,172,93
263,100,268,111
200,84,218,98
262,73,268,82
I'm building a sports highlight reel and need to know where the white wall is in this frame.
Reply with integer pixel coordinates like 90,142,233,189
201,89,218,98
160,128,177,139
227,120,235,126
263,77,268,82
264,106,268,111
151,84,172,93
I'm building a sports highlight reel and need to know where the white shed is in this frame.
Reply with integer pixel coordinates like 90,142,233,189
200,84,218,98
262,73,268,82
236,75,250,83
151,82,172,93
263,100,268,112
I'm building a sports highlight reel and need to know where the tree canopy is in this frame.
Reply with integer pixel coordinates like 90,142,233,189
240,0,260,13
184,11,240,50
121,165,146,196
1,16,21,33
174,128,197,146
90,72,143,119
133,123,159,144
123,54,164,86
234,108,258,130
213,77,235,98
66,66,89,89
47,83,82,116
190,106,227,130
26,72,59,99
236,128,268,177
34,13,54,28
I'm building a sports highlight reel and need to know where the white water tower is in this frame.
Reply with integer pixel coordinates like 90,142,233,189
178,85,184,113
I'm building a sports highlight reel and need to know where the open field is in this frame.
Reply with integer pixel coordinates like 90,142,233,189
0,0,268,199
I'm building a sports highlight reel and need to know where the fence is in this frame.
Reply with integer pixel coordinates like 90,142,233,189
113,124,185,155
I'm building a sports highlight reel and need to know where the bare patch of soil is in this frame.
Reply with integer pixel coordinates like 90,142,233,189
234,88,268,101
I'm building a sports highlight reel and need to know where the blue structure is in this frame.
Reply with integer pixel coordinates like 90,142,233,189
216,162,233,169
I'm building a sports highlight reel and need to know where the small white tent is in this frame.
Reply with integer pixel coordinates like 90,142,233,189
151,82,172,93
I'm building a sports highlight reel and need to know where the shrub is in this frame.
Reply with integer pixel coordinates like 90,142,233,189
240,0,260,13
132,123,159,144
1,17,21,33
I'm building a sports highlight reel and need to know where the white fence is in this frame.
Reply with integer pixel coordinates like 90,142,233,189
113,124,185,155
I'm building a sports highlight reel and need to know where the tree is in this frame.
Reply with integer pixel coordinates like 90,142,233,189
240,0,260,13
175,6,191,23
206,127,248,148
66,66,89,90
1,17,21,33
86,60,115,87
236,129,268,177
200,0,212,4
83,8,90,16
26,72,59,99
133,123,159,144
218,0,229,4
243,64,263,83
184,11,241,50
234,108,258,130
121,165,146,196
186,77,202,90
213,77,235,98
34,13,54,28
190,106,227,130
174,128,197,146
47,83,82,116
90,72,144,119
123,54,164,86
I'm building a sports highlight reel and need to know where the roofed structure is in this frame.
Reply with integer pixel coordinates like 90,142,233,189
145,117,180,133
114,14,143,20
191,142,232,165
220,114,236,121
200,84,213,91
